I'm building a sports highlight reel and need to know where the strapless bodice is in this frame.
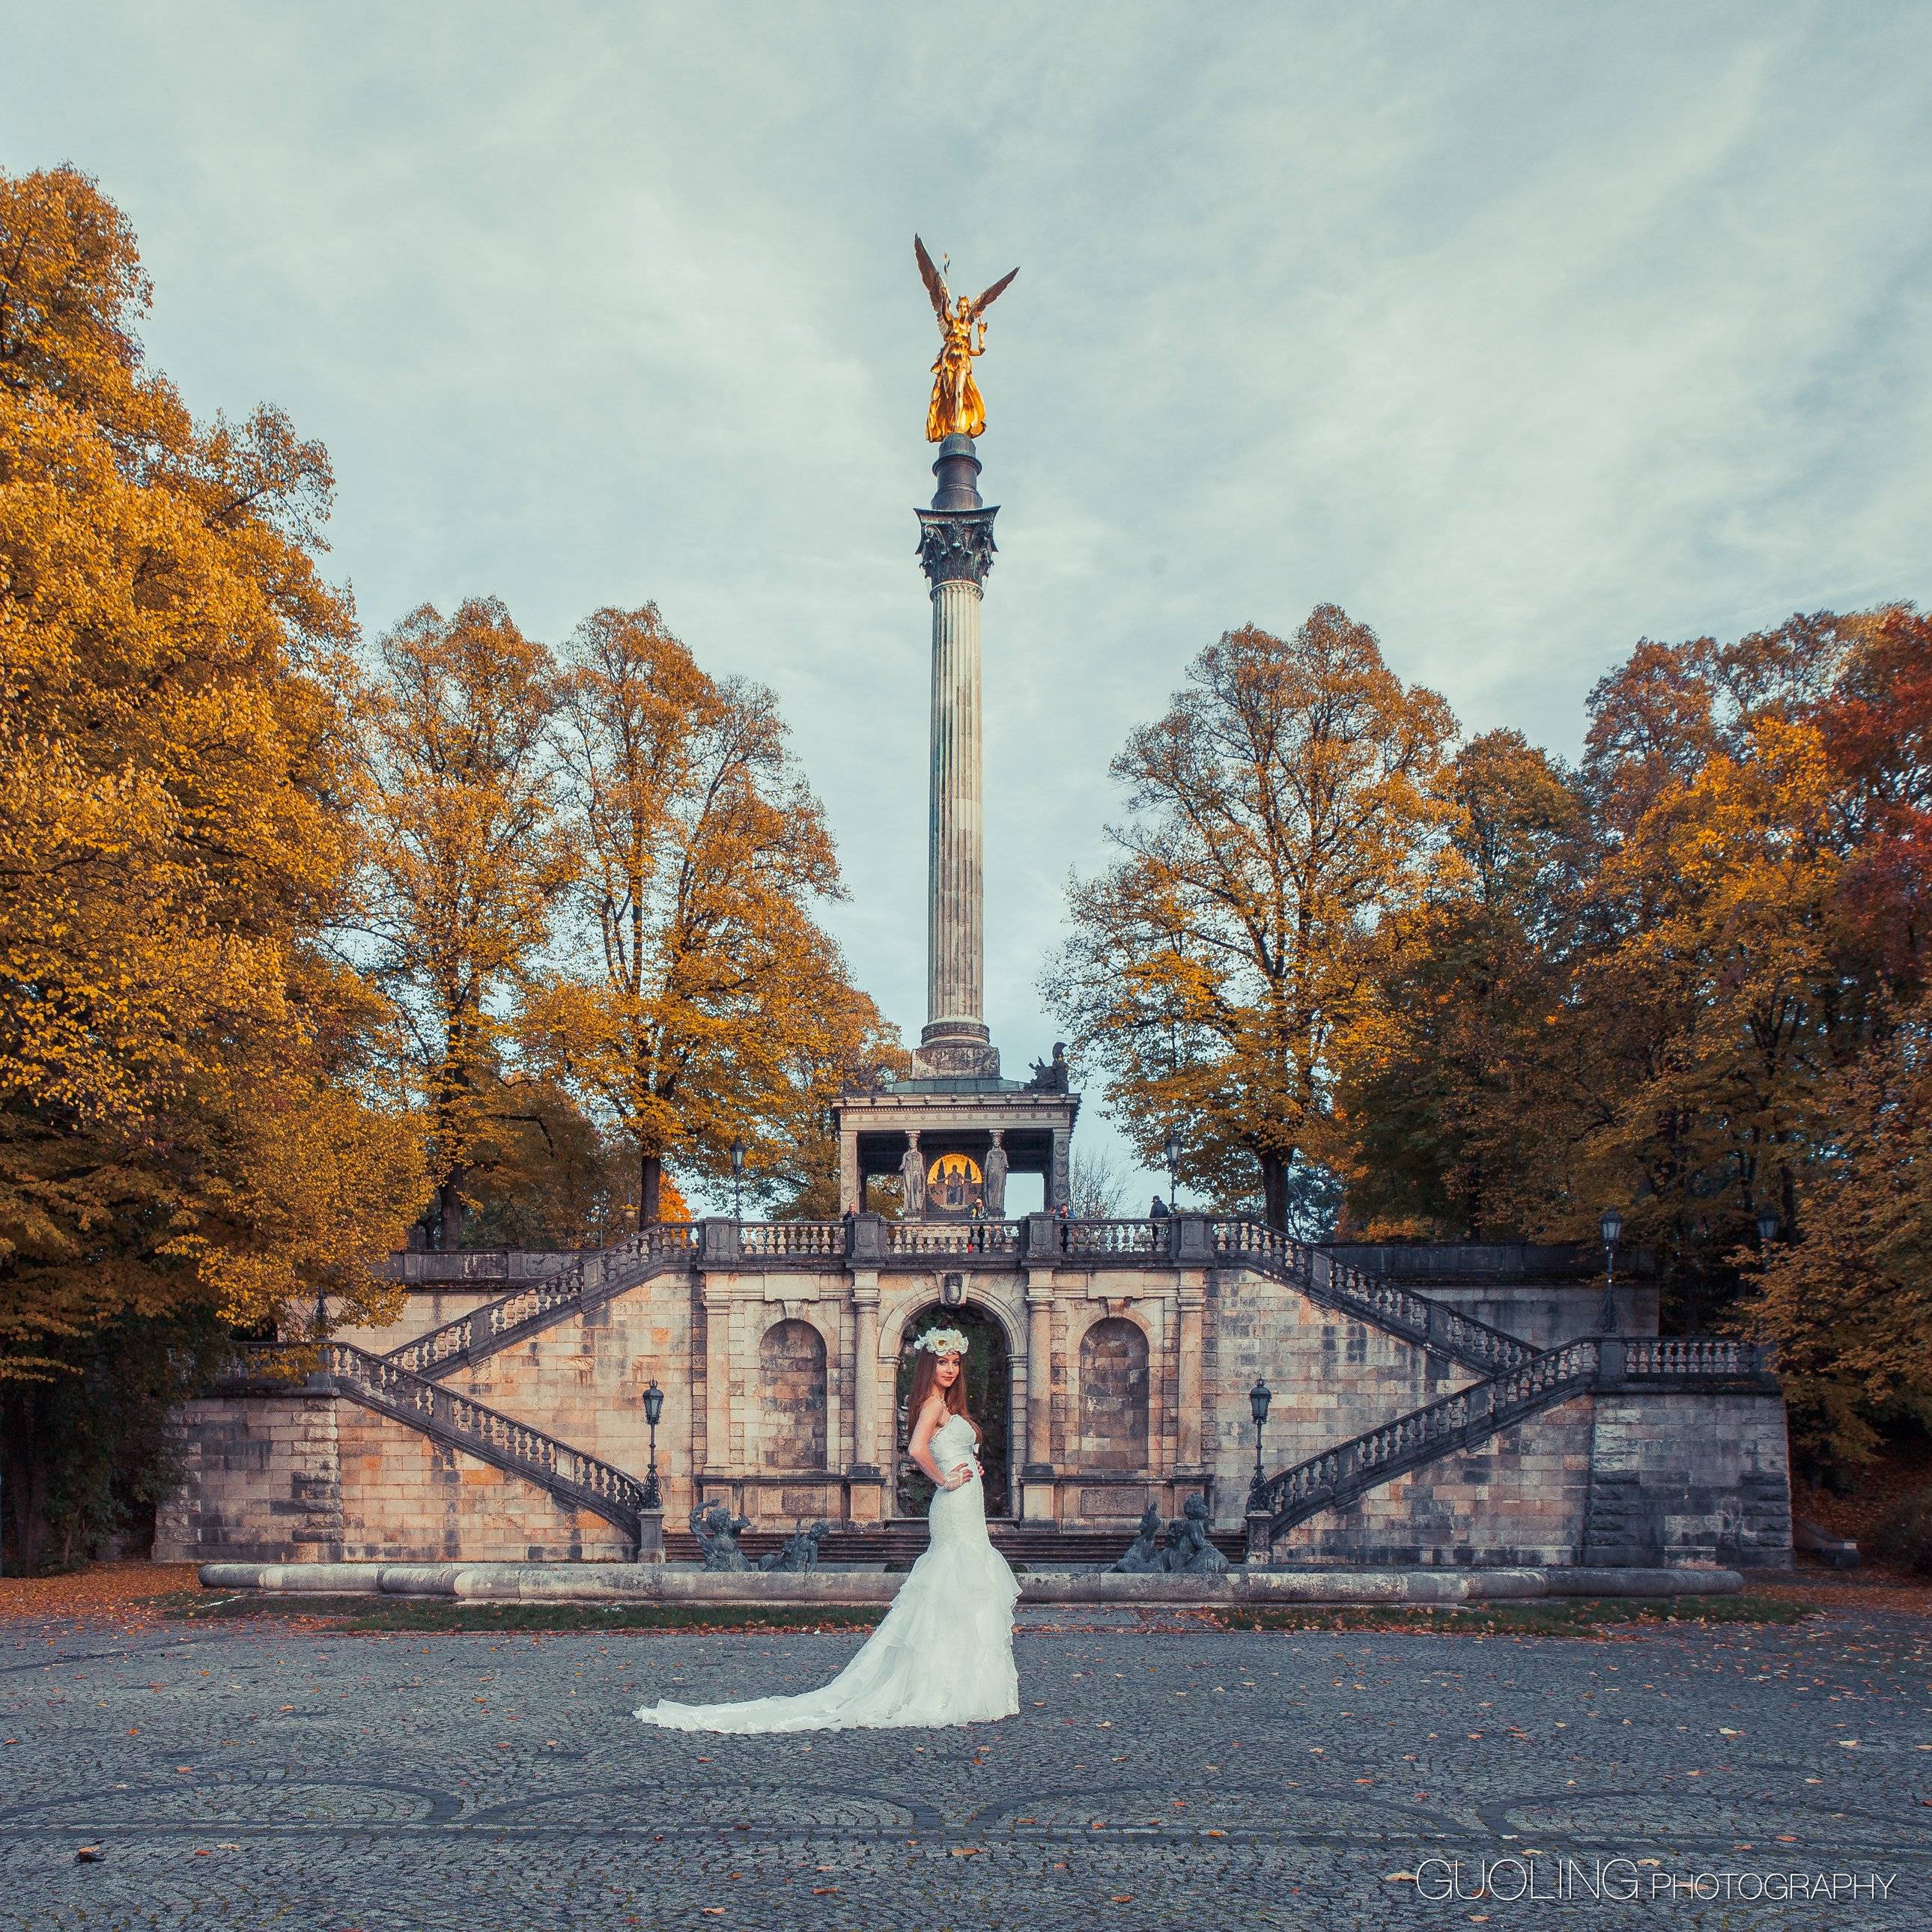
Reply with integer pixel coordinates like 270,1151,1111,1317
932,1414,977,1458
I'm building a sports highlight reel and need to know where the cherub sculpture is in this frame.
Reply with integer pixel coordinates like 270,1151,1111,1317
1161,1495,1230,1577
915,235,1018,442
688,1499,753,1573
1106,1502,1168,1576
757,1520,831,1574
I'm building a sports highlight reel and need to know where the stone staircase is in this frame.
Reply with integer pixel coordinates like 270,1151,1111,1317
1245,1334,1778,1562
1207,1218,1538,1377
384,1224,699,1377
323,1342,651,1552
318,1219,1772,1572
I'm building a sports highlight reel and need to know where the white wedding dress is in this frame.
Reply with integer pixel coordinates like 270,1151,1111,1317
637,1415,1021,1733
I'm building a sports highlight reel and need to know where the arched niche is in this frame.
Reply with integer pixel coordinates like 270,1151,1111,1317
1079,1316,1150,1471
759,1318,827,1471
892,1301,1012,1519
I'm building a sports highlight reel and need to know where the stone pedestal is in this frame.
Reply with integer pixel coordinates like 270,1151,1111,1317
636,1509,664,1562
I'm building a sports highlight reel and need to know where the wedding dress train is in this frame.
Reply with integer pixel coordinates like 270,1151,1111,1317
637,1415,1021,1733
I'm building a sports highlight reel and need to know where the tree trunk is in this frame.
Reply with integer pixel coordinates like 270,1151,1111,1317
1,1388,52,1573
1260,1150,1289,1230
437,1170,467,1251
640,1152,663,1226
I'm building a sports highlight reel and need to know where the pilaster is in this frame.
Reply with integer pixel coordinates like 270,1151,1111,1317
848,1271,885,1524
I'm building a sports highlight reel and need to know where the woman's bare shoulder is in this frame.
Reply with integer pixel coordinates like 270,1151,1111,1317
916,1393,950,1424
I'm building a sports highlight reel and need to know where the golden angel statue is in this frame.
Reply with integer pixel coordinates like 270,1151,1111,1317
915,235,1018,443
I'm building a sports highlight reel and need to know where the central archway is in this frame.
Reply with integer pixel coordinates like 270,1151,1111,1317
894,1301,1012,1519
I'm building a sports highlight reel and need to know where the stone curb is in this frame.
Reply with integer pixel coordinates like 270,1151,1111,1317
197,1561,1746,1607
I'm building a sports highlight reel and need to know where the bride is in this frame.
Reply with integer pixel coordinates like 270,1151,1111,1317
637,1326,1020,1733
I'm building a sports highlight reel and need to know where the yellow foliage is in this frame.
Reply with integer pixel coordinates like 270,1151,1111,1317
532,604,895,1219
0,165,424,1373
1045,607,1456,1225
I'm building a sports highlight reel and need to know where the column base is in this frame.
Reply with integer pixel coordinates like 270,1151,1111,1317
911,1038,1001,1079
1018,1473,1059,1525
846,1472,887,1525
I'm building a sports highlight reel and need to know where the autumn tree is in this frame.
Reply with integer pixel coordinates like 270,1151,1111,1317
1045,608,1457,1226
1332,611,1914,1354
530,605,893,1221
1737,994,1932,1466
1338,729,1587,1237
1815,604,1932,1000
0,166,422,1564
353,598,576,1248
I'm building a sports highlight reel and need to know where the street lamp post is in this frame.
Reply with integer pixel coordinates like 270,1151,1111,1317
1247,1376,1273,1510
729,1140,745,1222
1755,1207,1779,1255
1164,1131,1182,1215
640,1379,664,1510
1597,1206,1624,1335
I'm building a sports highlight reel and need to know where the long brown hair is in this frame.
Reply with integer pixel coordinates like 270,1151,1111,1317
905,1345,974,1442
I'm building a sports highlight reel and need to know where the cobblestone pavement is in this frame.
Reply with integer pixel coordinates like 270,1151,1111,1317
2,1604,1928,1931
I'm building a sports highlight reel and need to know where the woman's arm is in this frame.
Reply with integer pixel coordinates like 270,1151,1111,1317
908,1397,971,1489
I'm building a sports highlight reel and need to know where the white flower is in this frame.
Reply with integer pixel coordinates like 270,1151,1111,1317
914,1326,970,1357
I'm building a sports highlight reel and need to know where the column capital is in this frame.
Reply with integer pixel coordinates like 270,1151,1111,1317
916,506,998,589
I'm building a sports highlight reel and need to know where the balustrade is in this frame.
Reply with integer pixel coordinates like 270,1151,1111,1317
886,1220,1021,1256
736,1221,844,1259
1062,1218,1164,1257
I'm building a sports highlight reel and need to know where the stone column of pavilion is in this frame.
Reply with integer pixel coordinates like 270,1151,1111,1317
912,433,1001,1080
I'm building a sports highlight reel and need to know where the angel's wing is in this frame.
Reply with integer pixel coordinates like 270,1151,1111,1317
970,267,1019,317
914,235,950,321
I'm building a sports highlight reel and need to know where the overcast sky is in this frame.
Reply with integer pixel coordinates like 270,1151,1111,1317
7,4,1930,1197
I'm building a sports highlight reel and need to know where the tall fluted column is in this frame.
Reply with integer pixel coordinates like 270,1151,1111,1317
912,434,1000,1080
926,577,985,1036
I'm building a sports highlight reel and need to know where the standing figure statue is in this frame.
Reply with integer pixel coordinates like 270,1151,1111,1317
915,236,1018,442
899,1132,926,1220
1161,1495,1230,1577
688,1500,753,1573
982,1131,1009,1218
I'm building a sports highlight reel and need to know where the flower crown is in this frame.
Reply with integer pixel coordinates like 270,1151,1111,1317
912,1326,970,1358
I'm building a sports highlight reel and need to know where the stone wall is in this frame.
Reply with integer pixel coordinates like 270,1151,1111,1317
1205,1270,1473,1515
157,1394,341,1563
155,1392,629,1564
332,1406,627,1563
1276,1395,1597,1567
1583,1391,1791,1569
